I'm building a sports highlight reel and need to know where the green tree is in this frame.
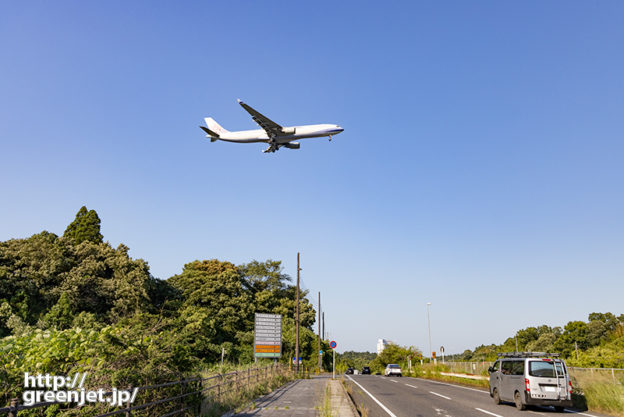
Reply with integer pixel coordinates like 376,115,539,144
41,293,74,329
63,206,103,244
554,321,589,357
168,259,255,362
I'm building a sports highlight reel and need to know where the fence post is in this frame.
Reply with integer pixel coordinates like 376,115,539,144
217,374,222,400
8,398,18,417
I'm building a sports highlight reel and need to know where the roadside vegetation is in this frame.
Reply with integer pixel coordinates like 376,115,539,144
0,207,331,413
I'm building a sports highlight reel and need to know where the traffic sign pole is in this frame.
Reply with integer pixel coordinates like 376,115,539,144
329,341,337,379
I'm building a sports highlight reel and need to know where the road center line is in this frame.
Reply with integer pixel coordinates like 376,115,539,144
476,408,504,417
405,384,418,389
429,391,452,400
390,380,398,383
346,375,398,417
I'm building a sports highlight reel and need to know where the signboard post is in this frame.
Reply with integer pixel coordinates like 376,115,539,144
329,341,337,379
254,313,282,359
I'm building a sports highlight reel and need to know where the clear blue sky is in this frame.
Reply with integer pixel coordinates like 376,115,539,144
2,1,623,354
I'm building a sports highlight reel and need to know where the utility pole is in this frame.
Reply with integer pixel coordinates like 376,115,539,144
318,291,322,372
426,302,432,361
322,312,325,340
295,253,301,373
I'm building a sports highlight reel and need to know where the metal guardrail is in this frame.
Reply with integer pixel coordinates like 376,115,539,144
0,364,294,417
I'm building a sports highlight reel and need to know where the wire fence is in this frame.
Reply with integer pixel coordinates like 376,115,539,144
0,364,297,417
440,361,624,385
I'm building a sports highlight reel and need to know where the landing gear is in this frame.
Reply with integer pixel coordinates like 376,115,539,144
328,135,332,142
262,141,279,153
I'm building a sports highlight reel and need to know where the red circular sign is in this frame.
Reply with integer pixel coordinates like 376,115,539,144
330,340,337,349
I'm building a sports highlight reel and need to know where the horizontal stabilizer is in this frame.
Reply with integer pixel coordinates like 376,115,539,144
199,126,220,140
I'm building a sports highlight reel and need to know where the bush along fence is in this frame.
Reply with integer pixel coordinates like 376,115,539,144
0,364,294,417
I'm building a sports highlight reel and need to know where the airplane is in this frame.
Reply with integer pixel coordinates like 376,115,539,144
200,99,344,153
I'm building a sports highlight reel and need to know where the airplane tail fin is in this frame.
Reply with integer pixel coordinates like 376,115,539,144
204,117,229,136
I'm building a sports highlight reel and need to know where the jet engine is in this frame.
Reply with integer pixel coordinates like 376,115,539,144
281,127,296,135
283,142,300,149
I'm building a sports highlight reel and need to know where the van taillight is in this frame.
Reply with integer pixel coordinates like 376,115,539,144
569,381,572,394
525,378,530,392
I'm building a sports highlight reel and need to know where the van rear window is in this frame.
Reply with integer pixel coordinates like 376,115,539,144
529,361,565,377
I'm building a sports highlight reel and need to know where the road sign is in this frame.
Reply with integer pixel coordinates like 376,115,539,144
254,313,282,358
329,341,337,349
292,357,302,365
440,346,445,353
432,351,436,359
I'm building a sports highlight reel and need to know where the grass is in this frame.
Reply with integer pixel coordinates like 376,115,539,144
199,366,296,417
341,376,369,417
321,384,334,417
571,371,624,417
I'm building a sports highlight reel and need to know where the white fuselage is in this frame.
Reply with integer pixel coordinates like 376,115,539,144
218,124,343,144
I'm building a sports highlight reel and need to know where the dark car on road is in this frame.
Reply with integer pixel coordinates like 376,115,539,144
361,366,371,374
345,367,354,375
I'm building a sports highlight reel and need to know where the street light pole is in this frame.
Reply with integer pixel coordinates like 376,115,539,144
295,253,301,373
426,302,432,361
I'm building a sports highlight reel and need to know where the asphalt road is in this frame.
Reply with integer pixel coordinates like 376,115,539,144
345,375,606,417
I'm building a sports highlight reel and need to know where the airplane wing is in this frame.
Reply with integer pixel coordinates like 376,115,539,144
238,99,284,138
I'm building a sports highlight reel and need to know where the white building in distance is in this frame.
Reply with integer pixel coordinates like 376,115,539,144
377,338,392,355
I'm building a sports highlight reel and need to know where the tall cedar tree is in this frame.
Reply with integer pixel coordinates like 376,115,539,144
63,206,103,244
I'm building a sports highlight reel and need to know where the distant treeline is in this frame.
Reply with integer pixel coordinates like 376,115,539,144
339,313,624,372
459,313,624,368
0,206,332,406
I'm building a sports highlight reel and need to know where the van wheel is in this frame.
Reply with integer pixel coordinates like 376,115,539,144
514,392,526,410
554,406,565,412
492,388,501,405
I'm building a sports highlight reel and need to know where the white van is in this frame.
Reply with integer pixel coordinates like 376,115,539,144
488,352,573,411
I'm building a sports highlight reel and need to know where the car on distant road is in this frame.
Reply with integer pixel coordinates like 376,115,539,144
345,367,354,375
489,352,572,411
362,366,371,374
384,364,402,377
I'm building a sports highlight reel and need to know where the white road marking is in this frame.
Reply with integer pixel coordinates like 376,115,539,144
405,383,418,389
416,378,489,394
390,380,398,383
429,391,452,400
435,407,452,417
475,408,504,417
346,375,398,417
564,412,599,417
528,411,544,416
